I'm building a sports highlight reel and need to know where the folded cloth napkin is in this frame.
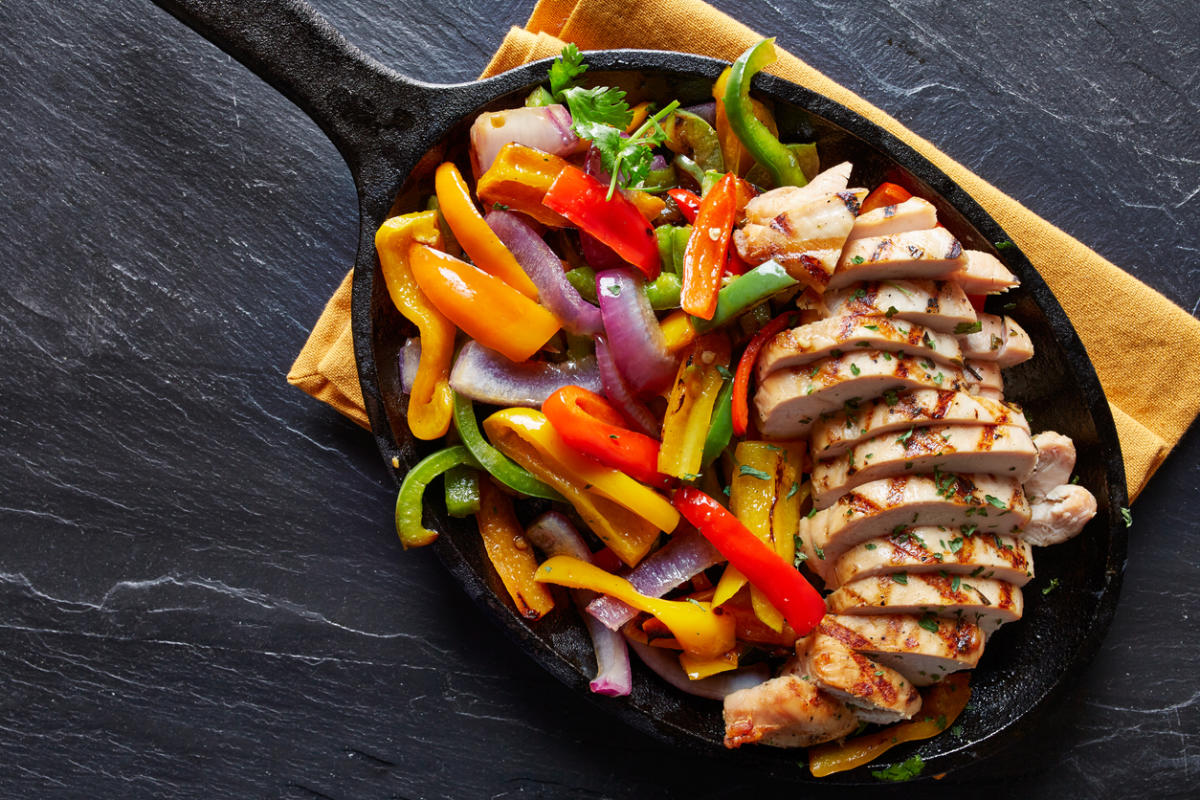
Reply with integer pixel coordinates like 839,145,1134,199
288,0,1200,501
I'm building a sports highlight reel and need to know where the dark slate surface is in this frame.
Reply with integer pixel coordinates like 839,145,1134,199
1,0,1196,796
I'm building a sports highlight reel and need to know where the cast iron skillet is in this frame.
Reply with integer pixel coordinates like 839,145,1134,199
154,0,1127,782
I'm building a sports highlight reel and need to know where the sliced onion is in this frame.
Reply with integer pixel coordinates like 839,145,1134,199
587,528,722,631
595,336,659,437
525,512,632,697
470,104,579,174
450,340,601,408
397,337,421,395
627,639,770,700
681,102,717,126
578,230,626,272
486,209,602,336
596,268,677,394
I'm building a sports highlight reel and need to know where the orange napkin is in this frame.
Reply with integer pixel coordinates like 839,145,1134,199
288,0,1200,501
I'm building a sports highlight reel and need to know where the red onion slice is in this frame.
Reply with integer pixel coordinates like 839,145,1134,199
525,512,632,697
449,340,601,408
578,230,626,272
486,209,603,336
626,639,770,700
397,337,421,395
681,102,717,126
596,268,677,394
595,336,659,437
470,105,579,174
587,528,722,631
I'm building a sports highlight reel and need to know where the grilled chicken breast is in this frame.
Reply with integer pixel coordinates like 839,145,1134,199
959,313,1035,368
824,280,977,334
845,197,939,243
742,162,854,222
807,625,922,724
829,228,967,291
832,530,1034,588
1024,431,1076,499
810,390,1029,459
824,614,985,686
755,350,973,439
811,424,1039,508
827,573,1024,634
946,250,1019,295
1022,484,1098,546
723,672,858,749
756,314,962,379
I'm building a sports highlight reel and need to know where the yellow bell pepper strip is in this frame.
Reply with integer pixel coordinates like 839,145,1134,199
408,243,560,363
626,189,668,223
673,486,825,637
658,334,732,479
713,64,780,178
395,445,480,548
660,308,698,352
681,173,737,320
434,161,539,298
678,647,740,680
375,211,454,440
808,672,972,777
476,477,556,621
534,556,735,659
483,409,660,566
452,392,561,501
725,39,809,188
475,143,571,228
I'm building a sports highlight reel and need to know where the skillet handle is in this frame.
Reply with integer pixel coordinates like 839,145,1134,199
151,0,434,181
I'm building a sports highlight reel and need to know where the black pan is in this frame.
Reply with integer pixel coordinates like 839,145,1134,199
153,0,1128,783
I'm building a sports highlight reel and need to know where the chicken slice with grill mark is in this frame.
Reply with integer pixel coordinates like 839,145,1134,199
827,228,967,291
743,161,854,223
823,613,985,686
723,671,858,749
824,279,977,334
827,573,1024,634
806,625,922,724
811,389,1029,459
755,314,962,380
1022,484,1098,546
959,313,1035,368
832,530,1034,588
811,424,1039,509
845,197,939,243
946,250,1019,295
755,350,972,440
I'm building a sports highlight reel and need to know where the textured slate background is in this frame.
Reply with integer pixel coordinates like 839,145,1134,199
1,0,1197,797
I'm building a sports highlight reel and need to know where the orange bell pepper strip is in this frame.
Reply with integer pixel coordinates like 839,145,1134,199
808,672,971,777
483,409,662,567
534,556,736,659
408,243,560,363
681,173,737,320
678,647,740,680
731,310,799,436
434,161,539,298
658,334,731,479
374,211,454,440
542,386,672,489
475,144,570,228
859,181,913,214
476,477,556,621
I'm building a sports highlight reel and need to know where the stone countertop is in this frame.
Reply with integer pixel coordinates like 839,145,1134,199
0,0,1196,797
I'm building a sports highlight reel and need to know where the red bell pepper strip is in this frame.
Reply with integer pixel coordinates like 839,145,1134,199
667,188,701,224
967,293,988,313
681,172,737,320
542,386,671,489
673,486,825,637
859,181,913,214
542,166,661,279
731,310,798,436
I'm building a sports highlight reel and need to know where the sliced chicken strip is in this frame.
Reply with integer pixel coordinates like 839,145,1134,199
756,314,961,380
756,350,972,440
824,279,977,334
824,614,985,686
811,424,1038,508
832,530,1034,588
811,389,1029,459
827,573,1024,634
743,162,854,223
963,360,1003,399
734,190,866,291
807,626,922,724
723,673,858,749
800,474,1031,580
1024,431,1077,499
1022,484,1098,546
827,228,967,291
946,250,1019,295
960,313,1035,368
845,197,939,242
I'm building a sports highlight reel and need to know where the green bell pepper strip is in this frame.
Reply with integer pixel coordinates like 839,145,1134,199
655,225,675,270
640,162,677,193
452,393,563,501
672,110,725,172
745,142,819,189
525,86,555,107
725,39,809,188
700,170,726,196
673,154,705,188
644,271,683,310
564,266,598,304
691,260,799,333
671,225,692,275
444,464,480,517
396,445,481,548
700,378,734,468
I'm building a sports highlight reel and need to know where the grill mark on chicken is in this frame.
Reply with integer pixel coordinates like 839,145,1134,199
836,191,862,214
906,244,925,259
796,254,830,288
947,240,963,259
933,389,956,419
870,239,891,262
819,618,874,650
770,213,792,235
949,619,982,655
979,425,996,451
882,204,897,218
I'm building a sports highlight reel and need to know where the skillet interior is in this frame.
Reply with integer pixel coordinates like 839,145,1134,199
354,51,1127,783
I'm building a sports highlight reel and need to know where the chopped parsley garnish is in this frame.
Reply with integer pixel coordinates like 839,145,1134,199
850,363,861,376
954,320,983,335
715,364,734,380
814,545,826,560
891,573,908,585
872,754,925,782
883,389,899,406
1121,506,1133,527
917,615,940,633
885,305,900,318
806,508,818,519
786,482,800,499
896,428,915,446
1042,578,1061,595
951,576,962,592
984,494,1007,509
738,465,772,480
994,239,1015,250
863,324,879,331
1003,301,1017,311
865,543,877,550
851,256,866,265
947,537,964,554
